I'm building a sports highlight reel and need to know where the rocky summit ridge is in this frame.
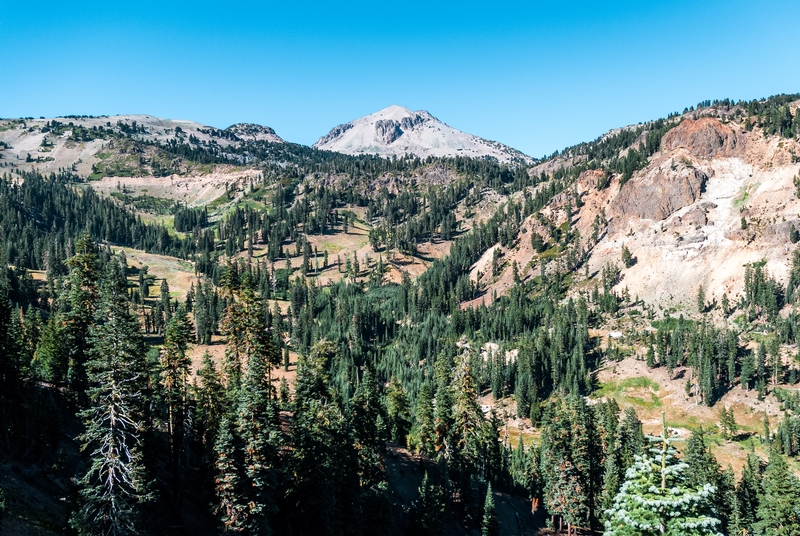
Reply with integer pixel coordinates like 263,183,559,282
313,104,533,165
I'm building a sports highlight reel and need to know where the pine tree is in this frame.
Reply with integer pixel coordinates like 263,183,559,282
718,407,737,440
734,453,761,534
685,427,731,532
220,273,279,394
64,234,100,402
234,348,281,535
410,381,436,457
195,351,225,450
348,367,385,487
603,414,722,536
160,279,172,325
159,304,194,505
697,285,706,313
213,414,246,531
741,350,755,390
754,449,800,536
32,313,68,383
385,376,411,445
481,483,499,536
70,266,153,536
289,340,360,536
621,245,634,268
414,471,446,535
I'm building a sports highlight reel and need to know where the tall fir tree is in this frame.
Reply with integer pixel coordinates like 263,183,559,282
70,264,153,536
64,234,100,403
481,483,499,536
159,304,194,505
754,449,800,536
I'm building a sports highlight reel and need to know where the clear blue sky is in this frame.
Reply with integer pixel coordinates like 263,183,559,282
1,1,799,158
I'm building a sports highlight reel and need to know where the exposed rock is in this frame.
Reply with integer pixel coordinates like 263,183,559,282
612,159,708,222
576,169,605,192
224,123,284,143
314,105,533,164
374,119,404,144
315,122,353,146
682,206,708,227
660,117,741,158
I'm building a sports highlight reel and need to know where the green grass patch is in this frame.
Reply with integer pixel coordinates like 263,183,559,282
539,245,562,260
206,193,232,212
595,376,661,409
619,377,660,391
321,241,344,253
733,183,759,209
110,192,176,215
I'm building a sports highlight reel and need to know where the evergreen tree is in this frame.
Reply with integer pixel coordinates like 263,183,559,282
410,381,436,457
697,285,706,313
685,427,731,532
754,449,800,536
385,375,411,445
195,351,225,450
213,414,246,531
413,471,446,535
288,341,360,536
159,304,194,505
32,314,68,383
734,452,761,534
234,348,281,535
481,483,499,536
70,266,153,536
742,350,755,390
603,414,722,536
64,234,100,402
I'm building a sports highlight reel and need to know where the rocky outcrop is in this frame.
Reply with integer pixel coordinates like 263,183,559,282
315,122,353,146
576,169,606,192
660,117,741,158
374,119,404,144
613,159,708,222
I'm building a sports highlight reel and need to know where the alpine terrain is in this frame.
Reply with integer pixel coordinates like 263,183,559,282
4,94,800,536
313,104,534,164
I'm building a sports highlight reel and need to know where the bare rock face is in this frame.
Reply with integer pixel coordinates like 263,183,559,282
576,169,605,192
315,123,353,146
374,119,404,144
613,159,708,222
682,206,708,227
660,117,741,158
224,123,284,143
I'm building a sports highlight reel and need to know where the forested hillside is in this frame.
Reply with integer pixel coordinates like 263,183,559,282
3,94,800,535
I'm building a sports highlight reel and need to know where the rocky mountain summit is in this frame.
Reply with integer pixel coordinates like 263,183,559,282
313,105,533,164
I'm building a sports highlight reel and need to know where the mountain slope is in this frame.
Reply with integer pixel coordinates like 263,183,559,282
313,105,533,165
473,98,800,317
0,114,284,177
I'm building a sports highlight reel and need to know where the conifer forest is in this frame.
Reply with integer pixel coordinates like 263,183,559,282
4,94,800,536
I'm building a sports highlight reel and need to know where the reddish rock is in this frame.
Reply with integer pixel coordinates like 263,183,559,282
612,159,708,222
661,117,742,158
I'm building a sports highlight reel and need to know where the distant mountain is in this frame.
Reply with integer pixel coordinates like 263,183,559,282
0,114,285,177
224,123,284,143
313,105,533,165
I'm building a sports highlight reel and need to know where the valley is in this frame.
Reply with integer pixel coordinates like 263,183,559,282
3,95,800,535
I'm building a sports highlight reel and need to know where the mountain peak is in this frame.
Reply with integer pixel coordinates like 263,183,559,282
313,106,532,164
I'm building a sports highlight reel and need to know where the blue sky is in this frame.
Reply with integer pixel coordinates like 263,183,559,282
1,1,799,157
